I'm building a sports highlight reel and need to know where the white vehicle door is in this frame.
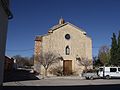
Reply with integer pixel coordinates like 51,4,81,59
98,68,103,77
116,68,120,77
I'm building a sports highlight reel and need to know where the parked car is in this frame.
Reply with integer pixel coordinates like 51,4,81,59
82,69,98,80
82,66,120,80
98,66,120,79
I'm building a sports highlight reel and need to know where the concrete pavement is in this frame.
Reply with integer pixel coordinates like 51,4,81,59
3,78,120,86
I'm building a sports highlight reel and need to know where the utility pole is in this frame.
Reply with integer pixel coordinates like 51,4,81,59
0,0,13,86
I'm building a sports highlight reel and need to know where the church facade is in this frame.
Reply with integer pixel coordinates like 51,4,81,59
34,18,92,76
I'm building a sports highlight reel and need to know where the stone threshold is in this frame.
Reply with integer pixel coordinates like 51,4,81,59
36,75,85,79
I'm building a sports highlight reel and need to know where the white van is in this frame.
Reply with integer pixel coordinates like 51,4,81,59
98,66,120,79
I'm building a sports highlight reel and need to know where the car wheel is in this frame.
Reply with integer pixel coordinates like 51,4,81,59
90,76,94,80
106,75,110,79
85,77,89,80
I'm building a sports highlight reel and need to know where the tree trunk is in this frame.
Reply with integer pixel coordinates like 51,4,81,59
84,66,87,73
45,68,47,77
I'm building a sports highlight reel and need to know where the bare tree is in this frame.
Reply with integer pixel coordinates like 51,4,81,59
29,55,34,66
76,57,93,72
98,45,110,66
13,55,34,69
39,51,61,76
49,65,63,76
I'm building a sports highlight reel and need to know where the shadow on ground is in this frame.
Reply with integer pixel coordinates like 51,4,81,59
3,69,39,82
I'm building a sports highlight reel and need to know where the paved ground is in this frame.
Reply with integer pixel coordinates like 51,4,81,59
3,69,39,82
3,69,120,87
3,78,120,86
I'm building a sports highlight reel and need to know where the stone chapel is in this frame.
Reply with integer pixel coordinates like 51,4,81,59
34,18,92,76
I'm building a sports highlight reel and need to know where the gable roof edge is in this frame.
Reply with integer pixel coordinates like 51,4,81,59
48,22,86,34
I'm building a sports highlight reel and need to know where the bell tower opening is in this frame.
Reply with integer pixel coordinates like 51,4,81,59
59,18,65,24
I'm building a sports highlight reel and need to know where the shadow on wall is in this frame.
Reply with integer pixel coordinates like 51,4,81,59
3,69,39,82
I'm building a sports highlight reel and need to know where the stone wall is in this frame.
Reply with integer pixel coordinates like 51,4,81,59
34,37,42,73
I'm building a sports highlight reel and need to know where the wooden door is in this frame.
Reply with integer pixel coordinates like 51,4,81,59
63,60,72,76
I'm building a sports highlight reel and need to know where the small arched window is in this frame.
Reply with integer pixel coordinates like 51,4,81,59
65,46,70,55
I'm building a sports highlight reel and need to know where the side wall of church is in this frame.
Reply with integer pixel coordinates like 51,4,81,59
34,40,42,73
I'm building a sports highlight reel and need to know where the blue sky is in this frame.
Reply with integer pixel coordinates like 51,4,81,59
6,0,120,57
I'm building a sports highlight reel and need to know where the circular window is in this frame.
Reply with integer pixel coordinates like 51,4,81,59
65,34,70,40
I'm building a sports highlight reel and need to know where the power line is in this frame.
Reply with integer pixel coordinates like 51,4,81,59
6,48,34,52
92,45,111,49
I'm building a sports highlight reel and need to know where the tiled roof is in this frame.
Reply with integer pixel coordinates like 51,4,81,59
49,23,68,31
48,22,86,34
